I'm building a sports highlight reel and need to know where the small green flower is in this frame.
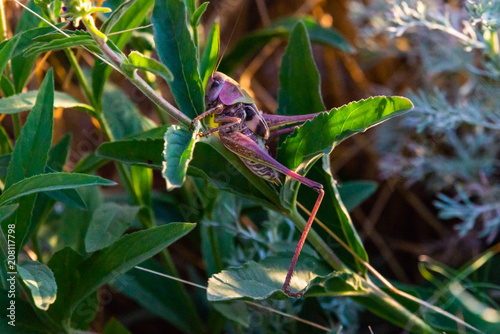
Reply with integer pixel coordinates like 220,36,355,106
62,0,111,40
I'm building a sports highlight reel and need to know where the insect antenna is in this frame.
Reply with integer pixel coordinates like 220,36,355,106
211,0,244,76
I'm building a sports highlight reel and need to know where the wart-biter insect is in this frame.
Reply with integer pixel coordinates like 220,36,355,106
191,72,324,297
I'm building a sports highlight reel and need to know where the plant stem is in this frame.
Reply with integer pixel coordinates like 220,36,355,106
64,49,93,104
91,32,192,127
0,0,7,42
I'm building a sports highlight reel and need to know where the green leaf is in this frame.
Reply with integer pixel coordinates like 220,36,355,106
24,30,99,57
96,138,164,169
101,83,155,140
212,301,251,328
93,0,154,102
200,20,220,89
52,223,195,322
85,203,140,252
5,70,54,187
338,181,377,211
279,96,414,170
0,172,116,206
57,187,101,255
104,318,131,334
207,254,330,301
0,90,94,115
73,152,108,173
221,16,354,74
0,204,18,223
162,123,200,191
114,260,203,333
277,21,325,116
122,51,173,81
190,1,209,28
0,35,20,76
18,261,57,311
0,75,15,96
4,69,54,254
152,0,205,118
0,125,12,155
305,271,368,297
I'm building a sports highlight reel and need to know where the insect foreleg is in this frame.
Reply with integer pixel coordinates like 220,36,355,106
189,104,224,130
219,131,324,297
198,115,242,137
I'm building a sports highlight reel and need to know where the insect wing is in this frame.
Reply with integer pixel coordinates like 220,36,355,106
219,80,254,105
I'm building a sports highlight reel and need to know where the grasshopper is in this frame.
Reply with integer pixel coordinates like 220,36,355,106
191,72,324,297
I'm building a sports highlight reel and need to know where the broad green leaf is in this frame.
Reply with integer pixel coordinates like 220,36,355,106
24,30,99,57
305,271,368,297
212,301,251,328
122,51,173,81
0,126,12,155
0,172,116,206
101,83,155,140
152,0,204,118
207,254,330,301
221,16,354,74
104,318,132,334
0,35,20,76
0,90,94,115
93,0,154,102
277,21,325,116
18,261,57,310
162,123,200,190
0,26,63,60
200,20,220,89
279,96,414,170
4,70,54,255
0,154,9,181
0,204,18,223
72,223,195,317
114,260,204,333
85,203,140,252
338,180,377,212
96,138,164,169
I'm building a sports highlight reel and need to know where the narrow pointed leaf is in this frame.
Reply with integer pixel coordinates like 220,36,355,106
122,51,173,81
200,20,220,89
0,204,18,223
5,70,54,187
0,126,12,155
191,2,209,28
279,96,413,170
162,123,200,190
96,138,164,168
221,16,354,73
207,254,330,301
0,90,94,115
4,70,54,255
0,173,116,206
277,21,325,116
24,30,98,57
18,261,57,311
0,35,20,75
152,0,204,118
73,223,195,311
85,203,140,252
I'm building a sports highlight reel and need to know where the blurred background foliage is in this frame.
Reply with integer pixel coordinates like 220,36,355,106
1,0,500,333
